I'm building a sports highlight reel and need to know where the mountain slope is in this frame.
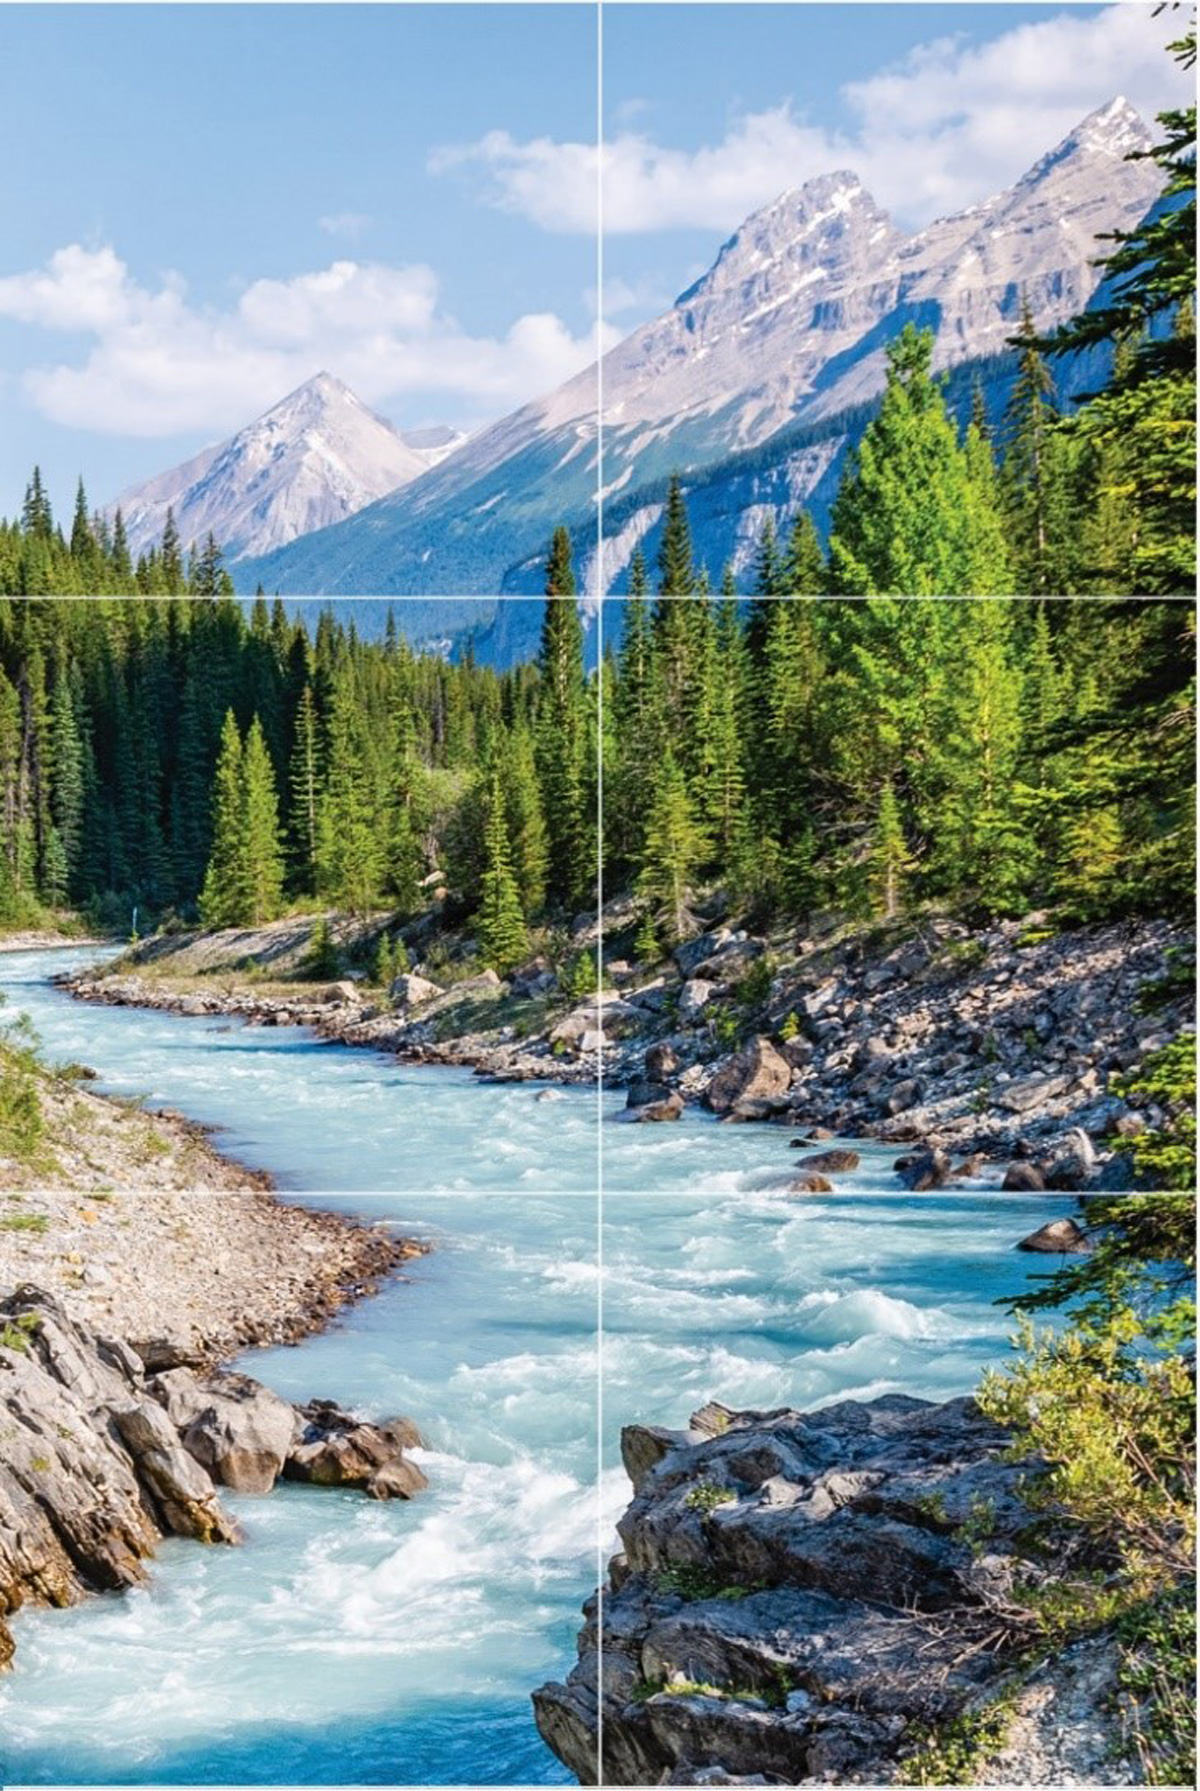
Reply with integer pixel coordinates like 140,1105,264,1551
111,373,439,562
235,98,1162,596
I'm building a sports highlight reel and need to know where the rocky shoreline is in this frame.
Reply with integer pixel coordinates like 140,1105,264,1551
533,1393,1144,1786
0,1191,430,1668
64,906,1195,1191
0,1287,428,1669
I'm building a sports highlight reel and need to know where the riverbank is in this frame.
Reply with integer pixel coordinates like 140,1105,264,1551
0,1190,429,1670
533,1391,1154,1787
0,1186,425,1364
65,905,1196,1190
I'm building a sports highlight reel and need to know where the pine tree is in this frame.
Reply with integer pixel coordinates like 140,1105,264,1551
47,670,84,895
636,752,709,943
544,525,577,597
239,717,285,924
828,325,1013,595
781,511,826,594
475,768,528,972
753,517,782,596
866,779,911,919
199,710,245,928
288,683,323,891
534,592,588,906
657,475,695,596
315,669,382,917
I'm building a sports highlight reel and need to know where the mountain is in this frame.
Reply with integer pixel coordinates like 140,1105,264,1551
234,98,1162,598
110,373,448,563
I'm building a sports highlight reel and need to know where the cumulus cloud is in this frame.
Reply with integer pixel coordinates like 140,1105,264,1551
0,247,607,436
437,2,1186,233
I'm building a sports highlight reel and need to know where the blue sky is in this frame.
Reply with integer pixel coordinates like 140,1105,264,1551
0,2,1186,517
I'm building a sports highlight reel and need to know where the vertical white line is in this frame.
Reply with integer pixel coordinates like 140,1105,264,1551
594,2,606,1785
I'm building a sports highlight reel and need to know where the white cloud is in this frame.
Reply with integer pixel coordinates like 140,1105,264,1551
0,247,607,436
437,2,1186,234
317,211,373,240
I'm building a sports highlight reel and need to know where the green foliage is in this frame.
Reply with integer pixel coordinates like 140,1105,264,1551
828,326,1014,595
0,1310,41,1353
653,1563,730,1602
0,1004,44,1164
306,918,339,980
779,1010,800,1043
0,1211,49,1233
1113,1588,1196,1787
896,1692,1017,1785
633,908,660,965
1112,1040,1196,1191
474,768,528,974
682,1479,736,1514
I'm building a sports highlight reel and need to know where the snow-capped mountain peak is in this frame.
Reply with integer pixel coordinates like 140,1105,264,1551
110,373,450,562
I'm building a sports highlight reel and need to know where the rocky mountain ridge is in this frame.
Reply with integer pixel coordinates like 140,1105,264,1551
232,97,1162,598
110,373,455,562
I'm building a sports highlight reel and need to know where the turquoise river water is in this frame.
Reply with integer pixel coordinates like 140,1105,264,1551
0,947,1065,1784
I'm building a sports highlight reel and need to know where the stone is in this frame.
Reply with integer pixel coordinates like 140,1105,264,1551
884,1078,923,1115
1001,1163,1045,1190
895,1148,952,1191
322,980,361,1005
113,1401,241,1543
1017,1218,1091,1254
998,1073,1071,1115
788,1174,833,1193
679,978,717,1021
646,1042,681,1081
390,971,443,1007
153,1369,298,1494
706,1038,792,1116
284,1399,428,1499
793,1148,860,1175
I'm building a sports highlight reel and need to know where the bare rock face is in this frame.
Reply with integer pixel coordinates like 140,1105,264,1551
533,1392,1114,1787
0,1287,237,1666
390,971,443,1008
706,1038,792,1116
0,1288,429,1668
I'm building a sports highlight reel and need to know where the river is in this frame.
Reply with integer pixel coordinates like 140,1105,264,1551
0,947,1065,1783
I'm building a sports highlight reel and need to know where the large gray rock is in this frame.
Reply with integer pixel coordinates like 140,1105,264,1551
705,1038,791,1116
153,1368,298,1493
390,971,443,1008
1017,1218,1091,1254
679,978,717,1022
532,1392,1061,1786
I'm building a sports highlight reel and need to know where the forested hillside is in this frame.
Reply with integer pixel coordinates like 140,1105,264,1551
0,586,1192,968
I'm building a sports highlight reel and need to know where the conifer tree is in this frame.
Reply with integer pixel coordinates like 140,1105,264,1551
828,326,1013,595
781,511,826,593
475,768,528,972
288,683,323,891
657,475,695,596
544,524,577,597
315,670,382,917
199,710,245,928
637,751,709,943
239,717,285,924
534,590,588,906
866,778,911,919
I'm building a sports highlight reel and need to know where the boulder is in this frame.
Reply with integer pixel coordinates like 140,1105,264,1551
998,1073,1071,1115
1045,1128,1099,1191
646,1042,681,1081
1001,1163,1046,1191
153,1369,298,1494
390,971,443,1007
679,978,716,1021
706,1038,791,1116
884,1078,923,1115
895,1148,952,1191
322,980,361,1006
1017,1218,1091,1254
284,1399,427,1499
788,1174,834,1193
793,1149,860,1175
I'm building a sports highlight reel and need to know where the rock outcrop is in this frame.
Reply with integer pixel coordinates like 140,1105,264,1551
533,1392,1139,1786
0,1288,425,1666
